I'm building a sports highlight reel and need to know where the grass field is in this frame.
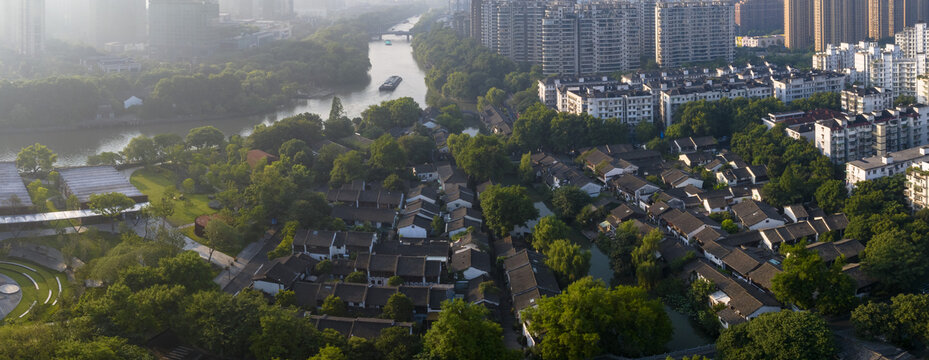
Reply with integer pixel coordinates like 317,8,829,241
0,258,66,320
130,167,214,226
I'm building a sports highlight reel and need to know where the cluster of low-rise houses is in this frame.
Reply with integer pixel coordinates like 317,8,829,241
538,64,847,127
251,156,566,342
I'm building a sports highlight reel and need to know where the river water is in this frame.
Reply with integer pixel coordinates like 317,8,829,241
0,16,427,166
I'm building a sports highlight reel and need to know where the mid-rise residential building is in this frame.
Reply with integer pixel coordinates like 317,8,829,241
737,35,785,48
659,79,771,126
841,86,893,114
786,0,815,49
537,76,618,108
847,144,929,188
734,0,783,35
905,159,929,209
541,0,642,75
562,86,653,125
816,105,929,163
480,0,545,64
149,0,221,59
654,0,735,68
772,71,846,104
0,0,45,55
896,22,929,58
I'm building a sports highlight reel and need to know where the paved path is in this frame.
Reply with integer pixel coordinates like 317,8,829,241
222,230,279,294
0,273,22,321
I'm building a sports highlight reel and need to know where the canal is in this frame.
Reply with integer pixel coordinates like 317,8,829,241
0,16,428,165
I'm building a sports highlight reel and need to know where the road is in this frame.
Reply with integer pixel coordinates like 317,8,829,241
221,229,280,294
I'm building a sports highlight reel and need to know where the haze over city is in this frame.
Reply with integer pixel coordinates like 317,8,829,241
0,0,926,359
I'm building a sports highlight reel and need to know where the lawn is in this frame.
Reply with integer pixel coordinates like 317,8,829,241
0,258,67,320
130,167,215,226
10,232,122,264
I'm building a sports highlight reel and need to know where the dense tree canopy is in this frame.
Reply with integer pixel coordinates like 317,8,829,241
16,142,57,176
479,185,539,237
716,311,837,360
770,242,856,314
423,299,517,360
447,133,510,182
524,277,672,359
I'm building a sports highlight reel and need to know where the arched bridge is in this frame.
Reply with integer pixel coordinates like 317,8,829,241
373,30,412,41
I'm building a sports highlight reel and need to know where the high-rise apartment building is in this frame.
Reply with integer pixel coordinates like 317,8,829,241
734,0,783,35
813,0,868,52
470,0,483,39
149,0,221,59
655,0,734,68
91,0,148,46
785,0,814,49
869,0,898,39
480,0,546,63
220,0,294,19
902,0,929,26
641,0,657,59
541,0,642,75
0,0,45,55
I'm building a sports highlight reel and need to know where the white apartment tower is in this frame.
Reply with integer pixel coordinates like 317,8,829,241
0,0,45,55
541,0,642,75
655,0,735,68
481,0,546,64
895,22,929,58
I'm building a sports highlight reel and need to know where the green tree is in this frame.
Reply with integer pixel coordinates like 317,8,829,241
248,113,323,154
524,277,672,358
123,135,159,166
721,219,739,234
552,185,591,221
26,179,49,211
204,219,240,262
632,229,662,290
383,174,405,192
330,150,366,187
518,152,535,184
398,134,434,164
894,94,917,107
447,134,510,182
771,243,855,314
376,326,423,360
368,134,407,173
531,216,570,253
186,126,225,149
56,336,155,359
249,307,322,360
16,143,57,176
432,215,446,237
382,292,414,322
387,275,403,286
479,185,539,237
423,299,516,360
88,192,135,225
511,103,555,151
325,97,354,139
321,295,347,316
309,345,347,360
345,271,367,283
716,310,837,360
180,290,265,356
815,179,847,213
635,122,659,144
863,228,929,292
544,239,591,286
87,151,123,166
